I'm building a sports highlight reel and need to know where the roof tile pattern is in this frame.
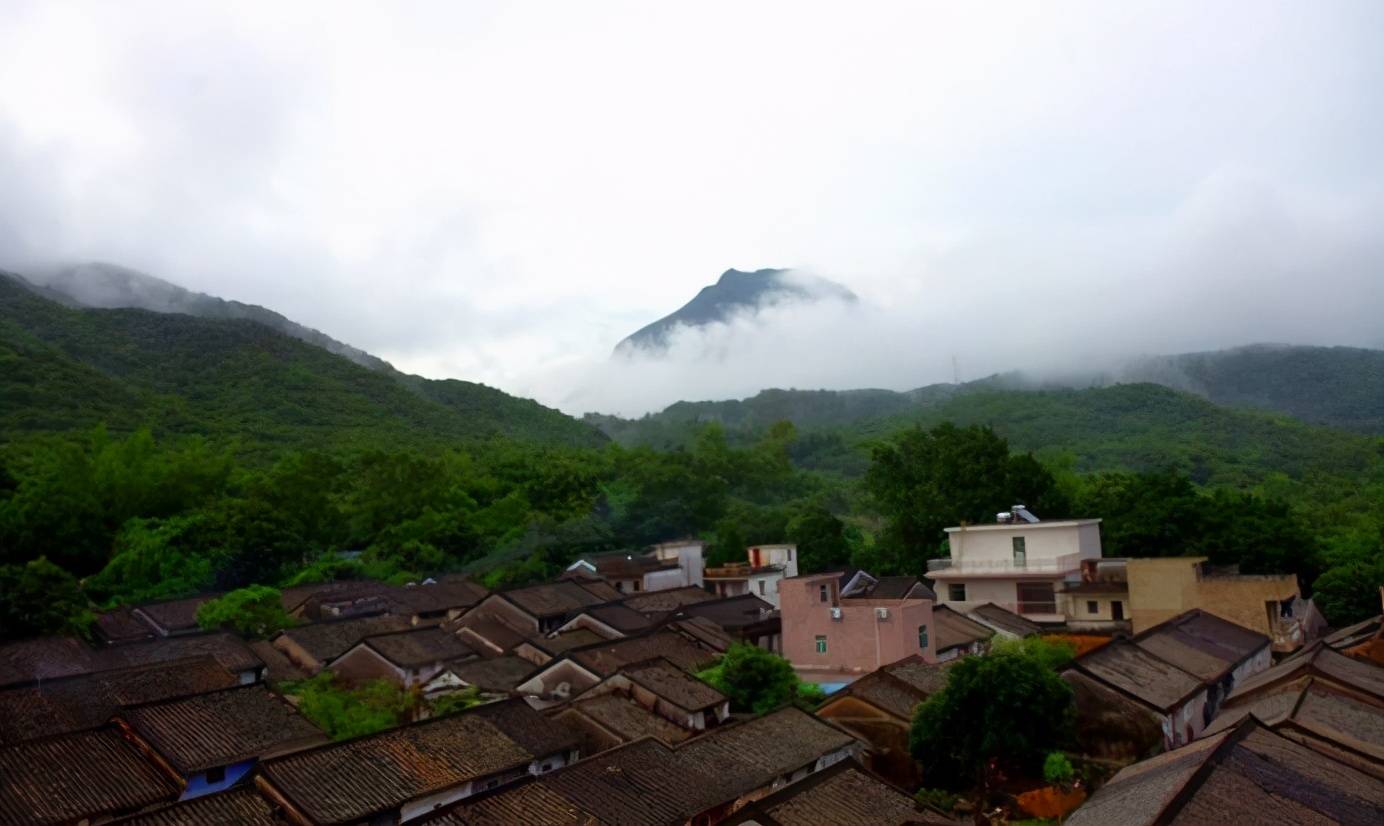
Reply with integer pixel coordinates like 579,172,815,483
677,706,859,801
361,627,474,668
0,727,180,825
620,657,725,711
1069,638,1204,711
1132,610,1268,682
723,759,953,825
933,606,995,652
121,684,325,773
569,632,718,677
108,787,281,825
568,694,693,745
276,614,411,664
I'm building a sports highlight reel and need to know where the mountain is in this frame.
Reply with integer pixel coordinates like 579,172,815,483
0,270,605,454
24,262,394,372
614,267,857,355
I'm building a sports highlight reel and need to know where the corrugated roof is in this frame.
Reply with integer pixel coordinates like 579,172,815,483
1067,718,1384,826
676,706,859,801
0,726,180,825
721,758,956,825
108,786,281,825
259,702,555,825
120,684,326,773
0,656,237,745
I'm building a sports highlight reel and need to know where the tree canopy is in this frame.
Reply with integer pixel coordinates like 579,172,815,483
696,643,824,714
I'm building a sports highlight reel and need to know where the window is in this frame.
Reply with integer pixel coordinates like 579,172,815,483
758,581,766,595
948,584,966,602
1087,600,1098,615
614,581,624,593
632,581,642,592
917,624,929,650
204,766,226,784
815,635,827,654
787,548,793,561
819,584,829,603
1012,536,1027,566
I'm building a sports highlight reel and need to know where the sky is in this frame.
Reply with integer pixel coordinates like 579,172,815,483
1,1,1382,416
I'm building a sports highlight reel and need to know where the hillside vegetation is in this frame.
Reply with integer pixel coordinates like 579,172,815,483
0,272,604,453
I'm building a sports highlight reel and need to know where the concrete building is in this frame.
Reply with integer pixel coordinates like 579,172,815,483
781,571,937,675
565,540,706,594
929,506,1102,624
1126,557,1324,651
1058,558,1131,633
703,543,799,608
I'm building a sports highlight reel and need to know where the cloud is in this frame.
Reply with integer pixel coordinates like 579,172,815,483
0,2,1381,417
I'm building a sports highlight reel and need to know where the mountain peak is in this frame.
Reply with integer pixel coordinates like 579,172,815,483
615,267,856,356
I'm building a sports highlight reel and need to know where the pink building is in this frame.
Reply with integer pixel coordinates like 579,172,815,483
780,571,937,675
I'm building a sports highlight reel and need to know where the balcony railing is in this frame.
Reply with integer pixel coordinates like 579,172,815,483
926,552,1084,575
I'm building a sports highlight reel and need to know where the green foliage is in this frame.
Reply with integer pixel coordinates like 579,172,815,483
909,644,1075,790
285,673,414,740
786,502,857,574
865,423,1067,574
0,557,93,641
1043,752,1075,786
195,585,294,639
431,686,484,717
697,643,821,715
913,788,958,814
1312,557,1384,626
991,637,1077,671
85,516,216,605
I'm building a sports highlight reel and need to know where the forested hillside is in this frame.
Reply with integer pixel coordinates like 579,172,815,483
0,272,604,453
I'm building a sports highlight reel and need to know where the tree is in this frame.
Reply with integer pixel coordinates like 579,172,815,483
195,585,294,639
786,503,856,575
1313,559,1384,626
909,645,1074,791
288,673,415,739
0,557,93,640
865,423,1067,574
697,643,821,714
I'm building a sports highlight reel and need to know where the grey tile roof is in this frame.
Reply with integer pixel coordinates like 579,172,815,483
108,786,281,825
0,727,180,825
676,706,859,801
721,758,957,825
565,693,693,746
618,657,725,712
1067,638,1204,712
1131,609,1269,682
933,606,995,653
275,614,411,665
968,602,1044,637
359,627,475,668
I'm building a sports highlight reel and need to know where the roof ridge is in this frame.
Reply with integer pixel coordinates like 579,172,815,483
1147,715,1262,825
115,680,262,713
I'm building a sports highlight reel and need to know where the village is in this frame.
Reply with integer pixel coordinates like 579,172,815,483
1,504,1380,825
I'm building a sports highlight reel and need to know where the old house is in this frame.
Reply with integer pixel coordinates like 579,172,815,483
576,656,730,731
328,626,475,688
449,581,620,651
781,570,936,675
428,736,723,826
1200,640,1384,777
1125,557,1324,651
814,655,958,788
0,656,237,745
675,705,864,817
1323,605,1384,666
549,693,698,755
1131,608,1272,718
1065,717,1384,825
720,758,958,825
118,684,326,799
0,726,180,824
963,601,1043,639
618,585,721,619
0,631,266,690
271,613,411,675
131,594,222,638
932,605,995,661
703,543,799,608
256,699,579,825
551,603,654,640
930,505,1102,624
514,630,721,704
423,655,539,701
108,786,283,825
513,627,612,666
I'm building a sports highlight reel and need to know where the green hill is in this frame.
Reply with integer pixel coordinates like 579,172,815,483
0,272,604,454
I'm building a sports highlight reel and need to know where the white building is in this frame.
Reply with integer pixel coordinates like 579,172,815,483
565,540,706,594
928,506,1101,624
703,543,799,609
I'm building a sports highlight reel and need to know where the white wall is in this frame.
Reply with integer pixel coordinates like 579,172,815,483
947,522,1100,566
934,579,1018,611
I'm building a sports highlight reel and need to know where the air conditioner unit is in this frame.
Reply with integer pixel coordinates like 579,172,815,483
875,607,890,620
830,607,842,621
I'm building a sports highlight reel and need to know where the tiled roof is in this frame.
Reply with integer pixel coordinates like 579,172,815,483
1067,638,1204,712
443,656,539,692
465,698,582,759
933,606,995,653
288,581,402,619
581,604,656,634
584,552,679,579
120,684,326,773
1066,717,1384,826
619,586,719,615
456,618,527,653
619,657,725,712
824,661,938,722
525,628,611,656
0,632,262,689
1324,614,1382,651
0,656,237,745
108,787,281,825
94,607,156,644
566,693,693,746
844,575,935,601
433,737,720,826
676,706,859,801
502,581,612,619
1229,640,1384,702
133,594,220,635
259,702,556,825
676,594,775,630
1132,609,1269,682
722,758,954,825
664,617,736,652
968,603,1043,638
275,613,411,664
247,640,310,683
1204,676,1384,765
0,726,180,825
569,631,719,678
575,580,624,602
425,780,597,825
360,627,475,668
885,655,960,696
391,580,490,615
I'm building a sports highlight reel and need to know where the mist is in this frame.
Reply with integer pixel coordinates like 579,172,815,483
2,2,1382,417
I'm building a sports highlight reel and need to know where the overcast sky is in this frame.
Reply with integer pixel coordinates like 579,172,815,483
2,2,1382,415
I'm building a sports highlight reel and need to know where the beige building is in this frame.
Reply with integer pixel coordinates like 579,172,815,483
1125,557,1322,651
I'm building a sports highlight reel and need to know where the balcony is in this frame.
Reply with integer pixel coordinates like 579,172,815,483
926,552,1084,578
